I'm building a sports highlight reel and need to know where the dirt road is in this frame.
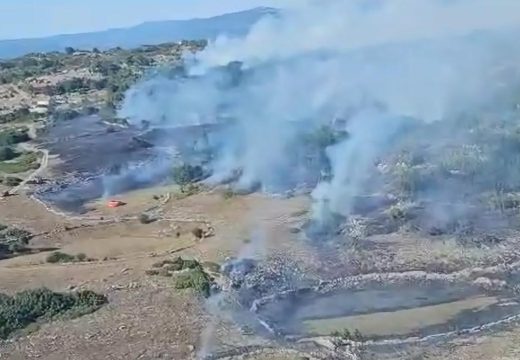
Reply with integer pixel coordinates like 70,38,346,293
10,144,49,195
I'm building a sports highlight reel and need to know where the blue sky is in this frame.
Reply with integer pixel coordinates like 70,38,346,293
0,0,279,40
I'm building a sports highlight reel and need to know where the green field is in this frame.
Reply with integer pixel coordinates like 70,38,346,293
0,152,40,174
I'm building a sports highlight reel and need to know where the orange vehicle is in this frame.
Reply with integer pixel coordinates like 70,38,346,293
107,200,125,208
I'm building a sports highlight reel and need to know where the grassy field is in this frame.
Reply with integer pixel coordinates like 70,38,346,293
0,152,40,174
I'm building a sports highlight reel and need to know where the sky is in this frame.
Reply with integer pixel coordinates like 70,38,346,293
0,0,280,40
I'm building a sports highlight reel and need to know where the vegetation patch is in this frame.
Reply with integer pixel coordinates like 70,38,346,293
0,288,107,339
145,268,172,277
151,257,200,272
172,164,204,187
303,125,349,149
0,128,30,146
0,226,33,257
174,183,202,199
46,251,90,264
0,176,22,186
174,266,211,298
138,213,155,224
222,188,237,199
331,328,365,343
0,109,40,125
0,152,40,174
0,146,19,161
146,257,213,297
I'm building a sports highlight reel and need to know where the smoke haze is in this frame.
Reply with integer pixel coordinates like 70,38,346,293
119,0,520,222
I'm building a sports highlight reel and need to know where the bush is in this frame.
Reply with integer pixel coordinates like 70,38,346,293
151,257,200,272
145,268,172,277
172,164,204,186
55,78,91,95
138,213,154,224
0,288,106,339
46,251,76,263
148,258,211,296
1,176,22,187
0,146,18,161
304,125,349,149
76,253,87,262
174,267,211,297
387,202,415,221
0,226,32,256
331,328,365,342
51,109,80,122
222,188,235,199
0,128,30,146
0,152,40,174
0,108,39,124
392,162,424,197
46,251,89,263
191,227,204,239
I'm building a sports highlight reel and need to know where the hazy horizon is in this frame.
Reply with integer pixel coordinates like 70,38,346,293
0,0,281,41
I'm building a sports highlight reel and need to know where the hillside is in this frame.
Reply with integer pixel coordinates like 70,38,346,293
0,7,276,59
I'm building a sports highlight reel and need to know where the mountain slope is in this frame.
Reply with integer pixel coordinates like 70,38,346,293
0,7,276,59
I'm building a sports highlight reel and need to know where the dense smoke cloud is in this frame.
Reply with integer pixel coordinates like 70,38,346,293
196,0,520,67
119,0,520,222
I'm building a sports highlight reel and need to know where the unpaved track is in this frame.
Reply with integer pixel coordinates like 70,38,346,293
9,123,49,194
10,146,49,194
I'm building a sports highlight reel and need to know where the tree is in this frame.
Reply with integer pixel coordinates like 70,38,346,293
172,164,204,187
0,147,17,161
64,47,75,55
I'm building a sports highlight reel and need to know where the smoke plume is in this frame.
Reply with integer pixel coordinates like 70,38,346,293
120,0,520,222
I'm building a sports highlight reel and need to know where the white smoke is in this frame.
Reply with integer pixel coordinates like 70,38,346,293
196,0,520,68
115,1,520,353
119,0,520,220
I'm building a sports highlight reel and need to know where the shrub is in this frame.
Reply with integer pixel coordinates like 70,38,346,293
0,152,40,174
145,268,171,277
0,288,106,339
148,258,211,296
2,227,32,242
331,328,365,342
152,257,200,271
174,267,211,297
191,227,204,239
51,109,80,122
55,78,91,95
46,251,76,263
0,109,39,125
387,202,415,221
2,176,22,187
138,213,154,224
76,253,87,262
222,188,235,199
304,125,349,149
0,128,30,146
0,227,32,255
172,164,204,186
0,146,18,161
392,162,424,197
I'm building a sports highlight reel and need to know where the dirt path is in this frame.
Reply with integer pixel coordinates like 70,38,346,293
10,145,49,194
9,123,49,194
